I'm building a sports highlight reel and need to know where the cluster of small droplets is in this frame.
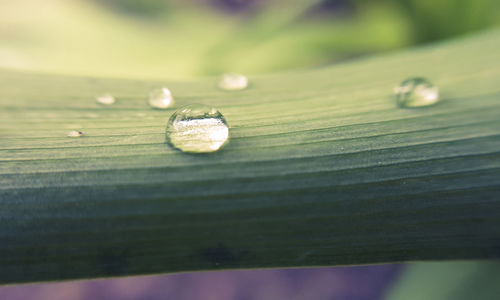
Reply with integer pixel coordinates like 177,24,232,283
82,74,441,153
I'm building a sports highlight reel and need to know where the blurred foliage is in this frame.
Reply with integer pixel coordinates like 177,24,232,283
391,0,500,42
387,261,500,300
0,0,498,79
96,0,170,16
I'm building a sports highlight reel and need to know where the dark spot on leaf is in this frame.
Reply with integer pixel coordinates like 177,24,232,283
97,247,129,276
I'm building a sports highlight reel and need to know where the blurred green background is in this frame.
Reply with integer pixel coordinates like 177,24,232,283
1,0,499,79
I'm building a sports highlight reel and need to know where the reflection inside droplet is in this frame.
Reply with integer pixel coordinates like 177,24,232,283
166,104,229,153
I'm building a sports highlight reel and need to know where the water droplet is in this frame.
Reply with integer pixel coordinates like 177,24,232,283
96,93,116,105
67,130,83,137
166,104,229,153
218,73,248,91
148,87,174,109
395,77,439,108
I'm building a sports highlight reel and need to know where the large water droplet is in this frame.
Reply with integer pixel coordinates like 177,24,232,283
166,104,229,153
96,93,116,105
395,77,439,108
148,87,174,109
67,130,83,137
218,73,248,91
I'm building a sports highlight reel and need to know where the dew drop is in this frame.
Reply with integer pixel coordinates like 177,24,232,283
166,104,229,153
96,93,116,105
67,130,83,137
395,77,439,108
218,73,248,91
148,87,174,109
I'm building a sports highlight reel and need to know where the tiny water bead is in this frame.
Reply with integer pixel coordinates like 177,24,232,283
218,73,248,91
395,77,439,108
67,130,83,137
148,87,174,109
166,104,229,153
96,93,116,105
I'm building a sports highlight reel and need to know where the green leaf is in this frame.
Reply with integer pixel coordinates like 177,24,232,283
1,29,500,284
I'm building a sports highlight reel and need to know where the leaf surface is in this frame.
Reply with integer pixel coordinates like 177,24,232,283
0,30,500,284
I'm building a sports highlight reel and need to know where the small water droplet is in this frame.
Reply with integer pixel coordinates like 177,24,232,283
166,104,229,153
67,130,83,137
148,87,174,109
96,93,116,105
395,77,439,108
218,73,248,91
